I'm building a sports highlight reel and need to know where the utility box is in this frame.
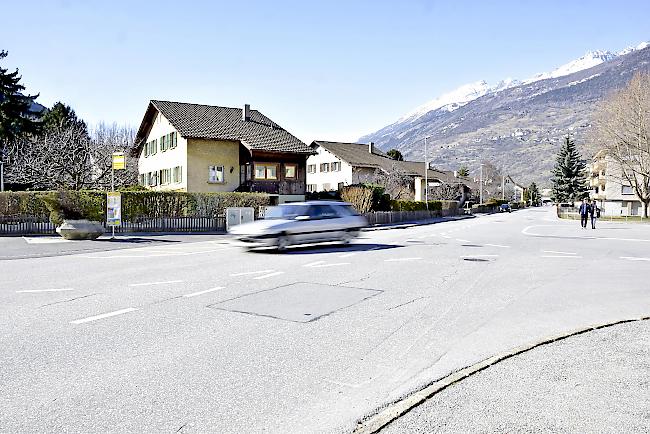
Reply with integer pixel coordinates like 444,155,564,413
226,207,254,231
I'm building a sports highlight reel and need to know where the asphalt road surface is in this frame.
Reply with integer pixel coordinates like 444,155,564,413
1,207,649,433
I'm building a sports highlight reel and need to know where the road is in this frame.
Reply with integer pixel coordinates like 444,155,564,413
1,207,649,433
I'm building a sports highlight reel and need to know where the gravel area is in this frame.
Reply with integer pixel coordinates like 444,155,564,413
382,320,650,434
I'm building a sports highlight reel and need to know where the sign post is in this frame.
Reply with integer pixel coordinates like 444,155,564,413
108,152,125,239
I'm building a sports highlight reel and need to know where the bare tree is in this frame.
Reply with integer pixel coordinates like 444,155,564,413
6,122,137,190
591,72,650,217
429,182,463,200
371,162,413,200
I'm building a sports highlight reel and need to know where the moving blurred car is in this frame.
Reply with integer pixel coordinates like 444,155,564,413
229,201,368,251
499,203,512,213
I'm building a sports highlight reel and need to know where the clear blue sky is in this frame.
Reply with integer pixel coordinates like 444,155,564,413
2,0,648,143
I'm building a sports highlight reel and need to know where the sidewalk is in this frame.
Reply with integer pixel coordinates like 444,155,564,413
381,319,650,433
0,233,229,260
363,214,474,231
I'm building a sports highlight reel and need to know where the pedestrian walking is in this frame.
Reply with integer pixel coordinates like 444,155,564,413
578,198,590,229
589,200,600,229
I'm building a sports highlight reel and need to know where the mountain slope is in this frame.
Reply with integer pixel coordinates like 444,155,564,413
360,44,650,185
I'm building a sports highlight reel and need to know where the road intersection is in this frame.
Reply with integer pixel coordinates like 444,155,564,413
1,207,648,432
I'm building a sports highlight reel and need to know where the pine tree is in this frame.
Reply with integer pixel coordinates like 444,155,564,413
551,135,588,202
386,149,404,161
41,102,88,134
0,50,41,142
457,166,469,177
528,182,540,206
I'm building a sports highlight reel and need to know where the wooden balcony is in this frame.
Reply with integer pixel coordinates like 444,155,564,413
238,180,305,195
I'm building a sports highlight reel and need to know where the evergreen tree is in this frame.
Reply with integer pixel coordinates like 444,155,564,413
41,102,87,134
551,135,588,202
0,50,41,142
528,182,540,206
457,166,469,177
386,149,404,161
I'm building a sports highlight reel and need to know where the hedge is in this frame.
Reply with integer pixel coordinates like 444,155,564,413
0,191,271,221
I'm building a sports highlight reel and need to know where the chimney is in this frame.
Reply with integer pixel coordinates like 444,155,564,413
242,104,251,122
369,141,375,154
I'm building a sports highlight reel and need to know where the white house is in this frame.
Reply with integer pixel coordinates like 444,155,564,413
589,149,646,216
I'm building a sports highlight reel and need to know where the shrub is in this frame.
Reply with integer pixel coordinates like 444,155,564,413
340,184,389,213
390,200,443,211
0,192,50,217
40,190,105,226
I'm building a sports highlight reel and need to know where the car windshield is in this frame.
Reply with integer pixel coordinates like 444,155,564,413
264,205,308,220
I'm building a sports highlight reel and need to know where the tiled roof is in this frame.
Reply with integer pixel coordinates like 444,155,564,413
135,100,313,154
312,141,469,183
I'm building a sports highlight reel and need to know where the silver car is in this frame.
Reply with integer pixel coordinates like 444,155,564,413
229,201,368,251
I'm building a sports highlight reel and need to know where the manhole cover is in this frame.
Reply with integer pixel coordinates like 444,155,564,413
208,283,382,322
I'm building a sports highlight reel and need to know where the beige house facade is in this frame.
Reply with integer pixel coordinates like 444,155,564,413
589,150,646,216
135,101,313,203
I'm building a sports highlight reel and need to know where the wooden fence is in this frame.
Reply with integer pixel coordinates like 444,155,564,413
0,215,226,236
363,210,442,225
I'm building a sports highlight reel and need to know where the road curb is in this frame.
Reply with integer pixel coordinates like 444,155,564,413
352,315,650,434
363,215,474,232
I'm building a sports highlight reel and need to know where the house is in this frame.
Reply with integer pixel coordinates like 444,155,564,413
589,149,645,216
307,140,472,203
134,100,314,204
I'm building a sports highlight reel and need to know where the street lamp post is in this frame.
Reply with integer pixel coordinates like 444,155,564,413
479,164,483,204
424,136,428,210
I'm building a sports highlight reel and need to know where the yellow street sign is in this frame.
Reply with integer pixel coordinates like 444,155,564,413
112,152,126,170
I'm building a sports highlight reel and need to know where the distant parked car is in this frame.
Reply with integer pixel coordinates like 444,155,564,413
229,201,368,251
499,203,512,213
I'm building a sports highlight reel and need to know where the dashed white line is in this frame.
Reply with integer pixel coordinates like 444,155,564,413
16,288,75,293
253,271,285,280
440,235,451,239
541,255,583,259
70,308,138,325
303,261,326,267
230,270,275,276
485,244,510,248
456,239,471,243
183,287,224,298
620,256,650,261
310,262,351,268
543,250,577,255
461,254,499,258
385,257,422,262
338,253,356,258
128,280,184,287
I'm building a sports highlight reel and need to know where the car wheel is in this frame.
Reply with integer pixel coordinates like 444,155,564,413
276,234,289,252
341,230,354,245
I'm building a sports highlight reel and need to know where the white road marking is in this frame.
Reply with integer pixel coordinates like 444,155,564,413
543,250,577,255
16,288,74,293
523,225,650,242
230,270,275,276
456,239,470,243
303,261,326,267
253,271,285,280
485,244,510,248
70,308,138,325
183,287,224,297
440,235,451,239
541,255,583,258
128,280,183,287
338,253,356,258
310,262,351,268
620,256,650,261
384,257,422,262
22,237,70,244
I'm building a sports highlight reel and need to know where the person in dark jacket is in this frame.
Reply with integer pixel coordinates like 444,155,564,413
589,199,600,229
578,199,590,229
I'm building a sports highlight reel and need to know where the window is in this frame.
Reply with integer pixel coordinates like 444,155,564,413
208,165,225,183
320,163,330,172
338,182,344,191
322,183,331,191
160,168,171,185
139,174,146,186
150,139,157,155
254,163,278,180
285,164,297,179
173,166,183,183
307,164,316,174
169,132,178,149
307,184,317,192
148,171,158,186
622,185,634,195
160,135,168,152
332,161,341,172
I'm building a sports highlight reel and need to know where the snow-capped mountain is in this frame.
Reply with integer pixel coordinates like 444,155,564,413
359,41,650,185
